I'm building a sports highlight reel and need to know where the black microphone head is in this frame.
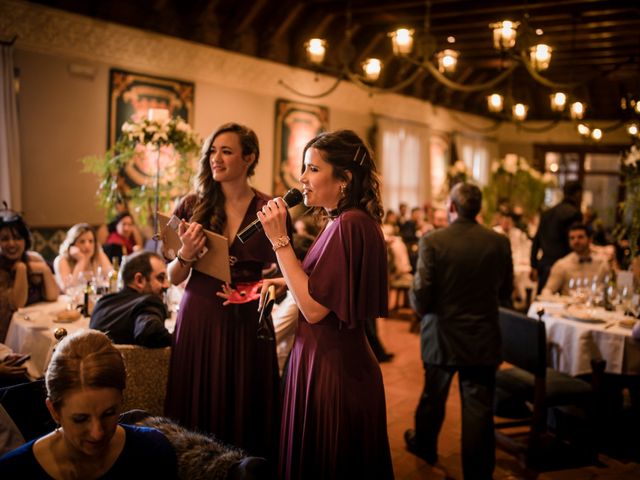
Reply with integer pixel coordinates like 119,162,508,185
283,188,303,208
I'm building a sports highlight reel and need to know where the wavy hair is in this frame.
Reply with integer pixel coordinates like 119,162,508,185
190,123,259,233
59,223,101,269
0,213,32,268
302,130,384,223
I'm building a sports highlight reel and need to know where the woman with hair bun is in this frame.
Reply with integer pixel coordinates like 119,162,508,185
0,330,178,478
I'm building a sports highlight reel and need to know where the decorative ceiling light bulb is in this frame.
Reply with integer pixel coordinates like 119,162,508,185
550,92,567,112
362,58,382,81
436,49,459,73
627,123,639,136
389,28,414,55
512,103,528,121
577,123,590,137
486,93,504,112
490,20,519,50
530,44,552,71
591,128,602,141
305,38,327,64
570,101,585,120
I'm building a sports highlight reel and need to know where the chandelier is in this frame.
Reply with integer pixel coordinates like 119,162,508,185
278,1,636,140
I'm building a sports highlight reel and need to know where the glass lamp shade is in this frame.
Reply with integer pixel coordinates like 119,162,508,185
591,128,603,141
550,92,567,112
305,38,327,64
512,103,528,121
362,58,382,81
437,49,459,73
570,101,585,120
627,123,639,136
530,44,552,71
389,28,414,55
486,93,504,112
577,123,591,136
491,20,519,50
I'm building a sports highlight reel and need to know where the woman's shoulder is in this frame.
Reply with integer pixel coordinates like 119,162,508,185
119,424,177,474
252,189,273,202
0,440,39,474
122,424,174,451
173,193,199,219
338,209,380,231
26,251,45,263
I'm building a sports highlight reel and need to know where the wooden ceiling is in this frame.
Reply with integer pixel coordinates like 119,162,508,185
27,0,640,121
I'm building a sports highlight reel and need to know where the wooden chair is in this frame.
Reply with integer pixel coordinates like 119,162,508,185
115,344,171,416
494,307,600,468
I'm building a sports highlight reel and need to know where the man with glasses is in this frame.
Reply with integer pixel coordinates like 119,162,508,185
90,251,171,347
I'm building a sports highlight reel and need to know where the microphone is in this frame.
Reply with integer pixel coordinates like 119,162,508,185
236,188,303,244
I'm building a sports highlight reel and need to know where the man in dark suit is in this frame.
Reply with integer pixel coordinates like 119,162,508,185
404,183,513,479
90,251,171,348
530,180,582,293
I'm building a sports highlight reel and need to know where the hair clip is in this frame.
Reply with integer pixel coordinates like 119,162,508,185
353,146,367,166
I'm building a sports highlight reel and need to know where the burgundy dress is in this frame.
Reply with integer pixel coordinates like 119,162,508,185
164,191,280,462
279,209,393,480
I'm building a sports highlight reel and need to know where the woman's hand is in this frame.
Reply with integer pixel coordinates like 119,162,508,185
69,245,87,262
0,362,27,379
216,282,236,306
27,259,50,275
258,277,287,310
257,198,289,245
178,220,206,259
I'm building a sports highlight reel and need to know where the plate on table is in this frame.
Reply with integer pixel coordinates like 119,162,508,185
561,306,606,324
52,309,82,323
536,294,574,305
618,318,639,329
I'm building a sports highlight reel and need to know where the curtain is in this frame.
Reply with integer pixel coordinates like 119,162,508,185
376,116,430,212
0,44,21,212
453,132,497,187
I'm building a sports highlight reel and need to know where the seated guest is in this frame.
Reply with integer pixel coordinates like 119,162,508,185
0,330,178,478
541,223,609,296
432,207,449,230
0,212,59,342
102,212,142,263
53,223,113,291
90,251,171,348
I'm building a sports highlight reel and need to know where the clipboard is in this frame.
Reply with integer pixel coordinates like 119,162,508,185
158,212,231,283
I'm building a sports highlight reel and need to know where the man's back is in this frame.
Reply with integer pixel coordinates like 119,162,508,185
411,218,513,366
90,287,171,348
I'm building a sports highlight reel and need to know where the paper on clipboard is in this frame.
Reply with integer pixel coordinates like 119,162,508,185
158,212,231,283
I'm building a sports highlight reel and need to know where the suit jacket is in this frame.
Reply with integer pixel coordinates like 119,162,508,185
90,287,171,348
410,217,513,366
530,199,582,270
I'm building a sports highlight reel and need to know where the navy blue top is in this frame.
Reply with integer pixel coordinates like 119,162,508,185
0,424,178,479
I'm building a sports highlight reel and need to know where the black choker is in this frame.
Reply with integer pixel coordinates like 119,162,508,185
327,208,340,219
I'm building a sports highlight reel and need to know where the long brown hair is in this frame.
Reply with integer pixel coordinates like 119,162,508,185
59,223,101,269
190,123,259,233
302,130,384,223
46,330,126,409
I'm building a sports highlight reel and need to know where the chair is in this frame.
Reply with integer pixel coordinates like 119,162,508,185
115,344,171,416
494,307,600,468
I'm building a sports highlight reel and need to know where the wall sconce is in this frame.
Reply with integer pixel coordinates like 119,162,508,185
491,20,519,50
627,123,638,136
577,123,590,137
591,128,603,141
389,28,414,55
436,49,459,73
305,38,327,64
530,44,552,71
550,92,567,112
362,58,382,81
486,93,504,112
570,101,585,120
512,103,529,121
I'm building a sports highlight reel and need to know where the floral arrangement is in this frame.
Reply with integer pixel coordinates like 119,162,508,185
83,114,200,224
615,143,640,257
483,154,554,224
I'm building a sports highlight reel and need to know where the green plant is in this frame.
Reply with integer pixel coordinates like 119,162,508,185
483,154,554,225
83,116,200,225
614,143,640,258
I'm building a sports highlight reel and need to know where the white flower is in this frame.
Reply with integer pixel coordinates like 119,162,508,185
624,145,640,167
491,161,500,173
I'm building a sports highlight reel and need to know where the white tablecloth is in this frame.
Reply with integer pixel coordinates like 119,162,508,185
5,295,178,379
5,297,90,378
528,300,640,377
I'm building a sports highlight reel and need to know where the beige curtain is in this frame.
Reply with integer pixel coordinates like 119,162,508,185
0,43,21,212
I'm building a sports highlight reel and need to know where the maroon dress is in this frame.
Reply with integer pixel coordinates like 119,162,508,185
164,191,280,462
279,209,393,479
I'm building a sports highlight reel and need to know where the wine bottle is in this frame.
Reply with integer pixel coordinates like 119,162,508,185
108,257,120,293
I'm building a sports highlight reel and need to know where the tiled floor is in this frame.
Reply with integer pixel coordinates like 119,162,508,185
377,316,640,480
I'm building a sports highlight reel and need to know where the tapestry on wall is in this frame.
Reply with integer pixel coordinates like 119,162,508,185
108,69,195,190
273,99,329,196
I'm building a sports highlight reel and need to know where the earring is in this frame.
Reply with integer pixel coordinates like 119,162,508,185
340,184,346,196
